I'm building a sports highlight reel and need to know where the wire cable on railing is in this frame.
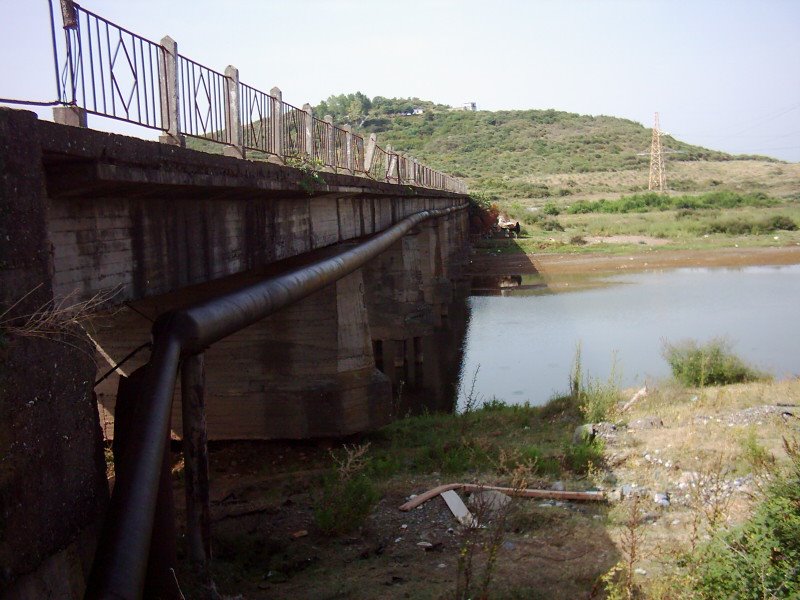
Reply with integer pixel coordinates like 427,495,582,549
0,98,61,106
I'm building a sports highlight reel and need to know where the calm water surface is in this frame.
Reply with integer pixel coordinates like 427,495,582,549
459,264,800,407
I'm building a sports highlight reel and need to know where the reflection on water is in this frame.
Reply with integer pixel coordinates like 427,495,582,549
459,264,800,408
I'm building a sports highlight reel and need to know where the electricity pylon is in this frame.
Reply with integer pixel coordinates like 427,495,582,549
648,112,666,192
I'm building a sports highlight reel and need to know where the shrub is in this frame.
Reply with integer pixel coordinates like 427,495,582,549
542,202,560,216
764,215,798,231
539,218,564,232
663,339,768,387
565,191,778,216
314,444,379,535
578,375,622,423
694,439,800,598
564,439,604,474
315,473,378,535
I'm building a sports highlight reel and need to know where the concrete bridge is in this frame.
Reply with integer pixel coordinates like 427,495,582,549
0,106,470,597
0,2,473,595
39,111,470,439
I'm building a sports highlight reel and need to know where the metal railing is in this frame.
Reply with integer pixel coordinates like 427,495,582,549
49,0,466,193
177,54,231,144
239,81,275,154
59,4,165,131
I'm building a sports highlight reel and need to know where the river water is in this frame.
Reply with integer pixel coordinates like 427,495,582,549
458,264,800,407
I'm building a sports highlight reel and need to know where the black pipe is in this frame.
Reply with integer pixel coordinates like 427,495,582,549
85,203,467,599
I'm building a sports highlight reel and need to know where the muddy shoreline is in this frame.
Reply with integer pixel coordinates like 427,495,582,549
469,246,800,278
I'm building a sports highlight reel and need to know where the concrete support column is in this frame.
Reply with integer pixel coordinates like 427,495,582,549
362,233,434,390
158,36,185,147
417,218,453,320
270,87,284,157
302,103,314,159
164,268,390,439
223,66,244,159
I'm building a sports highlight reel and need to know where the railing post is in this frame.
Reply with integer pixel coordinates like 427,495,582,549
343,124,354,174
385,144,394,181
53,105,88,128
223,65,244,159
60,0,78,28
53,0,87,127
180,353,212,575
324,115,335,169
364,133,377,173
270,87,284,158
158,36,185,147
302,103,314,159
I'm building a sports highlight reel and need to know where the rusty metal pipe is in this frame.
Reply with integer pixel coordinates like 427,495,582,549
85,203,467,599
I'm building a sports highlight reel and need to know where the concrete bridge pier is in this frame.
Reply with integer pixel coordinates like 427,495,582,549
361,211,470,414
93,266,392,440
199,267,392,439
362,230,434,393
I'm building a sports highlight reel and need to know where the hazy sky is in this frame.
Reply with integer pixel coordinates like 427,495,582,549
2,0,799,161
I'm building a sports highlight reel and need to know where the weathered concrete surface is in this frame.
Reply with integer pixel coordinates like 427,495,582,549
91,262,393,440
37,118,464,306
0,109,107,597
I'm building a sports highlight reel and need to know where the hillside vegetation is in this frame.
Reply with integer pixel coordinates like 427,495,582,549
314,92,777,199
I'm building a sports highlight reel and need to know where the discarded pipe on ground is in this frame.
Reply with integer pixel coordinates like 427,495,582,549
399,483,606,512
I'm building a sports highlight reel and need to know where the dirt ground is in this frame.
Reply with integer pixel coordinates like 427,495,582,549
174,441,618,600
469,245,800,277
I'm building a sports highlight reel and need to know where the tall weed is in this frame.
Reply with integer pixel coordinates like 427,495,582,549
570,344,623,422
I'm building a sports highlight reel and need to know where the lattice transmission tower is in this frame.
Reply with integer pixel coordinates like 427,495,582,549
648,112,666,192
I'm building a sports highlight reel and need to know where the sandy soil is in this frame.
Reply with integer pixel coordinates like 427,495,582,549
469,245,800,278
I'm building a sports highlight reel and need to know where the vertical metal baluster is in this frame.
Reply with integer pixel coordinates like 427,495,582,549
77,13,87,110
86,12,97,112
107,25,116,116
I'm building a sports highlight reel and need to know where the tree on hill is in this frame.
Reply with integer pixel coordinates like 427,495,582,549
314,92,372,127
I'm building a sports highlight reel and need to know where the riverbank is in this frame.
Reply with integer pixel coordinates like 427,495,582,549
174,375,800,599
168,244,800,598
469,244,800,278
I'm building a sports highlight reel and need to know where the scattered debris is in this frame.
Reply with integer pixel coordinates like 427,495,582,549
629,415,664,430
572,423,595,445
441,490,477,527
621,385,648,412
290,529,308,539
468,489,512,514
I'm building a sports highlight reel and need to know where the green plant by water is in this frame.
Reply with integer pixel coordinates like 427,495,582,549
662,338,769,387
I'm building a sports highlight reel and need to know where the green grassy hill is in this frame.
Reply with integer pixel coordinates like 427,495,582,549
188,92,788,202
315,93,769,199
